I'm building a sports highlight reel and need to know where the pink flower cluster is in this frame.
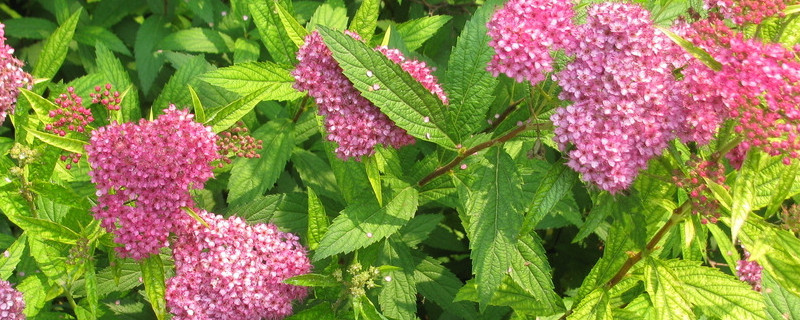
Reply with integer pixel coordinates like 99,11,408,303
90,83,121,111
86,106,219,259
486,0,576,84
167,210,311,320
292,31,447,160
678,17,800,165
550,2,686,193
0,23,33,124
704,0,792,24
0,280,24,319
45,87,94,136
736,250,763,291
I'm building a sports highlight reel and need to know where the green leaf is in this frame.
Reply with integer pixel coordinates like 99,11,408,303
205,87,273,133
308,0,348,31
456,277,560,316
83,249,98,319
140,255,167,320
19,274,47,318
509,233,564,315
459,147,524,310
568,288,613,320
314,185,419,261
153,55,213,112
228,120,295,206
7,215,80,244
272,0,310,47
234,38,261,64
188,85,206,123
763,271,800,320
291,148,346,204
395,16,451,51
307,188,329,251
157,28,235,53
349,0,380,43
354,294,389,320
364,156,383,206
32,9,81,81
444,0,499,141
657,26,722,71
731,150,760,243
399,214,442,247
199,61,304,100
377,238,417,320
414,254,479,318
3,18,56,39
95,42,140,121
0,233,27,280
75,25,132,56
644,258,695,320
284,273,341,287
26,127,87,154
18,88,58,122
135,16,169,94
665,259,766,319
317,26,457,149
521,161,578,233
249,1,297,65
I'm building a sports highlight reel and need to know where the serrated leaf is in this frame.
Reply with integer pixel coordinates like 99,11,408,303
509,233,564,315
307,188,329,251
153,55,213,112
199,61,304,100
522,160,577,233
364,156,382,205
188,85,206,123
731,150,760,243
95,42,140,121
308,0,348,31
350,0,380,43
18,88,58,123
665,259,766,319
459,147,524,310
658,26,722,71
84,249,98,319
249,1,297,65
291,149,345,205
568,288,613,320
135,16,168,94
444,0,499,141
763,271,800,320
228,120,294,206
272,0,309,47
26,128,87,154
205,87,273,133
157,28,234,53
140,255,167,320
399,214,442,247
284,273,341,287
0,233,27,280
354,294,389,320
317,26,456,149
314,185,418,261
395,16,451,51
19,273,47,317
7,215,80,244
33,9,81,81
377,238,417,319
414,254,479,318
644,258,695,320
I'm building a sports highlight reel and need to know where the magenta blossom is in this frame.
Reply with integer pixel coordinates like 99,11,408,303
0,280,24,319
0,23,33,124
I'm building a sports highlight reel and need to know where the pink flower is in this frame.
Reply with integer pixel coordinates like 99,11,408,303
292,31,446,160
736,249,763,291
704,0,791,25
486,0,576,84
551,2,686,193
0,280,24,319
0,23,33,124
86,106,219,259
167,210,311,320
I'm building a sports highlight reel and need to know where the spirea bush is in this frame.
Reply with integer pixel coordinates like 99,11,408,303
2,0,800,319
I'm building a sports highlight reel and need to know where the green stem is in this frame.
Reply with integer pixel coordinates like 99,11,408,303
418,121,551,186
292,96,310,123
485,97,526,133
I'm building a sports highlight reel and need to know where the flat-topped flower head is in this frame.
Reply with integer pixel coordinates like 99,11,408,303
486,0,576,84
551,2,686,193
0,23,33,124
167,210,311,319
292,31,446,160
0,280,24,319
86,106,220,259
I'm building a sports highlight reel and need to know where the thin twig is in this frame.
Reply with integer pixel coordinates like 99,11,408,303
485,97,526,133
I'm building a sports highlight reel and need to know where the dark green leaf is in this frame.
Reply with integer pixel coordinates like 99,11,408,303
521,161,577,233
307,188,329,251
157,28,235,53
414,254,479,318
234,38,261,64
76,25,132,56
3,18,56,39
135,16,169,94
205,86,274,133
153,55,213,113
284,273,341,287
395,16,451,51
509,233,564,315
32,9,81,81
249,1,297,65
